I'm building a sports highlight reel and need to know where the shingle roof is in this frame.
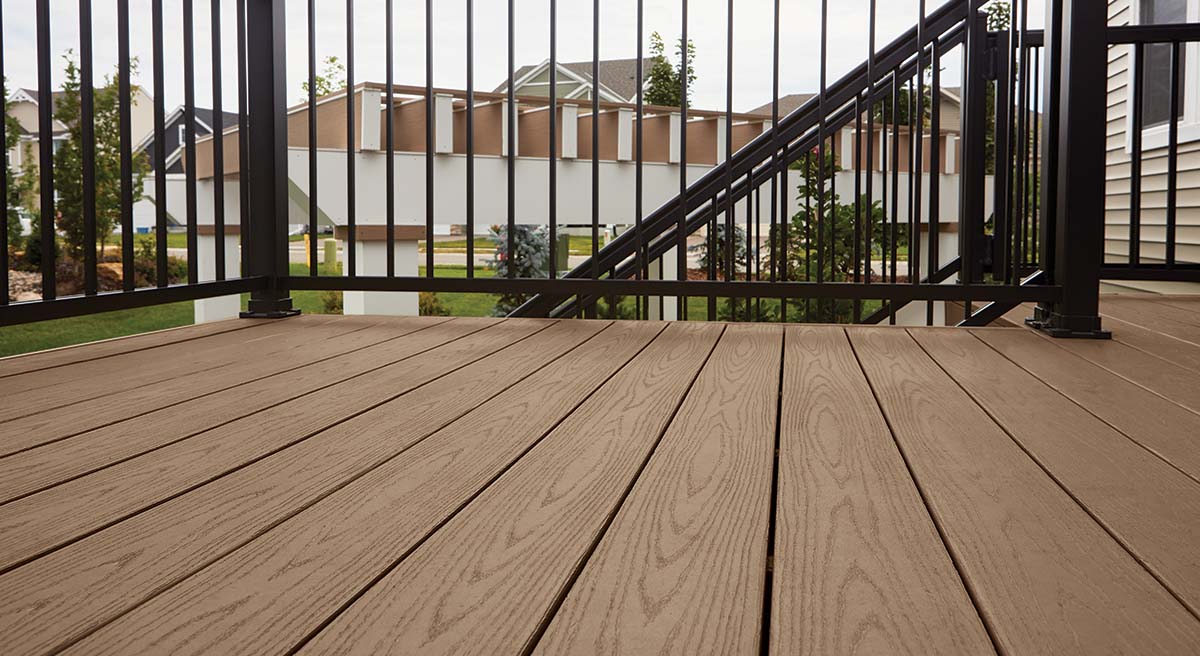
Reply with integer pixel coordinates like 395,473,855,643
496,58,657,102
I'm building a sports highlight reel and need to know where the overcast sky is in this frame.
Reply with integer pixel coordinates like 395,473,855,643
3,0,1046,115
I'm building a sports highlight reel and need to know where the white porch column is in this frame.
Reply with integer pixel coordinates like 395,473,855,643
194,226,242,324
337,225,423,316
645,248,680,321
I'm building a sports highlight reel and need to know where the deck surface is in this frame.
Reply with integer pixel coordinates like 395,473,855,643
2,295,1200,655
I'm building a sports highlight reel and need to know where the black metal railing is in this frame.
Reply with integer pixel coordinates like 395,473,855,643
2,1,1198,336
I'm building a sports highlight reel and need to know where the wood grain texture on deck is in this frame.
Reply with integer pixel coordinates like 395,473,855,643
298,322,720,656
771,326,993,655
916,328,1200,615
0,315,441,453
0,319,577,655
977,327,1200,482
533,323,782,656
852,327,1200,654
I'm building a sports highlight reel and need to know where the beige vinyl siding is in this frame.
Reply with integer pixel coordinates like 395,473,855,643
1105,0,1200,265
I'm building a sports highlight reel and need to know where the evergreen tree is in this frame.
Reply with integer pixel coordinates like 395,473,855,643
21,54,150,262
644,32,696,108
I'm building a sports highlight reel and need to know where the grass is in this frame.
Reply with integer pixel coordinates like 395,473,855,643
2,260,889,358
420,235,597,256
0,301,195,358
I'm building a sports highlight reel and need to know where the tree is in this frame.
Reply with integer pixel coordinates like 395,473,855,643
3,79,26,255
984,1,1012,175
22,54,150,262
487,224,550,316
692,223,747,280
764,149,904,323
645,32,696,108
300,56,348,97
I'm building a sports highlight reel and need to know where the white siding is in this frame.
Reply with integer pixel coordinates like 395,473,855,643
1105,0,1200,266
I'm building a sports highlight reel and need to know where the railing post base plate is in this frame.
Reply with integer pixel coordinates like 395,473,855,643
241,298,300,319
1027,308,1110,339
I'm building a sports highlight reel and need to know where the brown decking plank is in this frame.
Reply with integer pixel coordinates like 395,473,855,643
914,329,1200,616
0,319,604,656
293,323,723,656
0,316,448,458
1103,312,1200,371
528,324,781,656
0,314,343,424
0,317,540,575
0,317,454,502
977,328,1200,482
0,317,263,379
851,328,1200,654
1101,297,1200,344
61,321,681,656
771,327,993,655
1035,329,1200,416
1141,296,1200,316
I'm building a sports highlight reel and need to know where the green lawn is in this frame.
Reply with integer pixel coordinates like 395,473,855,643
0,301,195,358
1,262,889,358
421,235,597,256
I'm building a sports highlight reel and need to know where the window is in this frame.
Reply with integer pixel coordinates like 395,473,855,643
1140,0,1188,127
1129,0,1200,150
178,124,186,146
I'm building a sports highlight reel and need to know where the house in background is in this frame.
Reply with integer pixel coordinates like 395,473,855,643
5,85,156,173
136,106,240,175
494,57,656,103
1105,0,1200,292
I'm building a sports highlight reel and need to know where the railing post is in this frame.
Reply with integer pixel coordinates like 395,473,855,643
959,7,988,289
240,0,298,318
1030,0,1109,338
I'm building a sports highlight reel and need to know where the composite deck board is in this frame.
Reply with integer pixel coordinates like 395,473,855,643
1102,311,1200,370
46,319,628,656
533,324,782,656
2,308,1199,654
0,318,543,575
301,323,722,656
0,317,259,379
770,327,993,655
0,317,460,501
1143,296,1200,316
1037,330,1200,415
0,317,454,501
914,329,1200,615
0,319,598,656
0,315,339,422
852,328,1200,654
1101,297,1200,343
977,328,1200,482
295,323,724,656
0,316,444,459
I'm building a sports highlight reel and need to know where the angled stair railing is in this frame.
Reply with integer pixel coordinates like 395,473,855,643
512,0,977,319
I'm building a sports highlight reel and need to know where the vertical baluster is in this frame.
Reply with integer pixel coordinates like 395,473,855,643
184,0,199,284
212,0,226,281
80,0,98,295
425,0,434,277
152,0,167,287
119,0,134,289
346,0,356,277
506,0,515,280
465,0,475,279
635,0,644,317
549,0,557,281
236,0,250,278
589,0,599,317
1165,41,1180,269
386,0,396,277
864,0,876,302
678,0,689,319
928,37,942,324
308,0,318,276
0,1,6,304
